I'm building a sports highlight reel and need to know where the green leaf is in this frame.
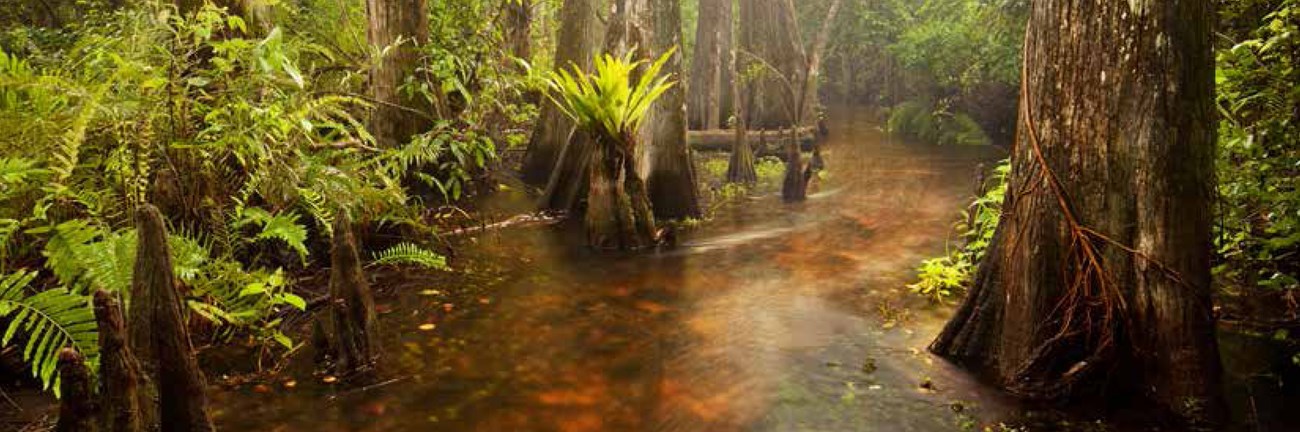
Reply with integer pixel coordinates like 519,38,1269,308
0,270,98,395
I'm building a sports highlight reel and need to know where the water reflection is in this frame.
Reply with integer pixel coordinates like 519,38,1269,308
210,109,1026,431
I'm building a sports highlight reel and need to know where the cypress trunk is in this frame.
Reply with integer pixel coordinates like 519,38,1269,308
778,0,840,202
644,0,702,219
367,0,433,148
521,0,603,186
688,0,733,130
726,21,757,185
930,0,1224,426
502,0,533,62
585,133,657,250
737,0,805,129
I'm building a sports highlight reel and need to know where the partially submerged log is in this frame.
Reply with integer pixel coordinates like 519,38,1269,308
56,349,96,432
94,290,143,432
329,212,379,376
133,205,214,432
688,127,816,154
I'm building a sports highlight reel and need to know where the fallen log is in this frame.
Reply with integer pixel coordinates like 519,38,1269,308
687,127,817,154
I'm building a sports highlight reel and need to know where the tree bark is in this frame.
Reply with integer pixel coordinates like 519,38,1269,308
737,0,805,129
329,212,378,375
571,0,658,249
538,0,638,215
521,0,604,186
367,0,433,148
785,0,847,200
643,0,702,219
726,39,757,185
688,0,733,130
55,349,96,432
930,0,1224,426
780,0,840,202
94,290,144,432
135,205,214,432
502,0,533,62
585,133,657,249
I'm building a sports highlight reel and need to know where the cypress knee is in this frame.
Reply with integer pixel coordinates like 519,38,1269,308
94,290,143,432
329,212,378,375
55,348,97,432
135,205,214,432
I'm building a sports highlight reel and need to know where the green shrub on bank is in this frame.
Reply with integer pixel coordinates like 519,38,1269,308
887,101,991,146
909,158,1007,302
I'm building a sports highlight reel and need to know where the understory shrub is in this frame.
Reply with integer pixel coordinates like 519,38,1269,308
909,158,1007,302
887,100,991,146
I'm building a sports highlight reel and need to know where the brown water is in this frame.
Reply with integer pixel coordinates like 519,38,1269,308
206,109,1025,431
0,110,1294,431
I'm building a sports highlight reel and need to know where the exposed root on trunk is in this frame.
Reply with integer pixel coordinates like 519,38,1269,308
1000,26,1190,401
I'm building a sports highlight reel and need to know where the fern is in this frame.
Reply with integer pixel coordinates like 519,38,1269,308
43,221,210,294
0,270,98,395
0,157,49,193
371,242,449,271
234,208,310,261
188,264,305,348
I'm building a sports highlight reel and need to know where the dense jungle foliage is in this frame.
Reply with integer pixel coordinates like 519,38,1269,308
0,2,1296,430
0,0,533,392
821,0,1025,145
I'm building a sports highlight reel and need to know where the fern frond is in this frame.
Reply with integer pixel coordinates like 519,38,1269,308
295,187,334,236
45,84,108,197
371,242,448,270
0,270,98,395
0,157,49,191
235,208,309,261
43,222,210,294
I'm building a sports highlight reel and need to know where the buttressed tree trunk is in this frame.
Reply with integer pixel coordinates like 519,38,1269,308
585,131,658,250
521,0,603,186
737,0,806,129
367,0,433,148
930,0,1224,426
688,0,733,130
134,205,215,432
726,38,757,185
643,0,702,220
329,212,378,375
781,0,840,203
538,0,637,214
574,0,656,249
